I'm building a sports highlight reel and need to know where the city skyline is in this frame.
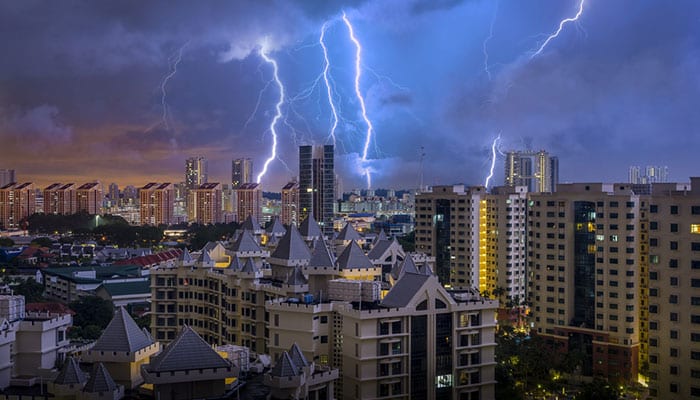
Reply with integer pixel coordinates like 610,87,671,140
1,1,698,189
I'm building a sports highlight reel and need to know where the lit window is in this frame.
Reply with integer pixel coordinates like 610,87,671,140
692,224,700,234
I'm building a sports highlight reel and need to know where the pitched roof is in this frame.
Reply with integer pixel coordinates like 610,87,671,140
391,255,419,280
288,343,308,372
336,241,374,270
269,352,298,377
285,267,308,285
178,248,194,263
266,217,286,236
142,327,153,342
270,226,311,261
229,254,242,271
197,250,213,264
336,223,361,242
381,273,431,308
367,239,393,261
374,230,388,244
230,230,261,253
299,214,322,238
241,215,262,232
147,326,230,372
308,239,335,268
83,363,118,393
100,280,150,297
418,261,433,276
54,357,87,385
91,307,153,353
241,258,259,273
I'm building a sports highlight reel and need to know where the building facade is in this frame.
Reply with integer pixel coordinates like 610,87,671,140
0,182,36,230
299,145,335,237
185,156,208,190
0,169,15,188
232,158,253,188
187,183,223,224
505,150,558,193
281,181,299,227
139,182,175,226
235,182,262,224
44,183,77,215
76,182,103,215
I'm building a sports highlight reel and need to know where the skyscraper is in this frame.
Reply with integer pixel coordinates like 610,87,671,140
139,183,175,226
0,182,35,229
281,180,299,227
299,145,334,236
107,183,120,207
232,158,253,188
76,182,103,215
505,150,558,193
0,170,15,188
629,165,669,184
234,183,262,223
187,183,222,224
185,157,208,190
43,183,77,215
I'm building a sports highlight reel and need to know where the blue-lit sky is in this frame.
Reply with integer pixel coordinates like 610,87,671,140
1,0,698,190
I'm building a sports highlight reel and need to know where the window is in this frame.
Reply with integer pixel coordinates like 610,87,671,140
671,223,679,233
671,277,679,286
671,205,678,214
693,279,700,288
650,222,658,230
650,205,658,213
671,241,679,250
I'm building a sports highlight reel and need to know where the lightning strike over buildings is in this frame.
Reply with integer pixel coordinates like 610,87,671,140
160,41,189,131
320,21,339,146
484,135,501,189
256,45,285,184
342,12,374,189
531,0,585,59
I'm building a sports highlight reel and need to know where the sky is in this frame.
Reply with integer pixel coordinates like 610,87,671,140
1,0,699,191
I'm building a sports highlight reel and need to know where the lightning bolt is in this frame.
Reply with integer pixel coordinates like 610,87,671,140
320,21,339,146
256,44,285,184
342,12,374,189
160,41,189,131
485,135,501,189
531,0,585,59
483,1,498,80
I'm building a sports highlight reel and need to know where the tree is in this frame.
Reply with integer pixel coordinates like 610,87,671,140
69,296,113,339
30,237,53,248
576,378,620,400
396,231,415,252
0,237,14,247
12,278,45,303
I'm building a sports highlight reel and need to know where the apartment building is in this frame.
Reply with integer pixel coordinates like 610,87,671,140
43,183,77,215
187,182,223,224
528,183,644,383
76,182,103,215
0,182,36,229
139,182,175,225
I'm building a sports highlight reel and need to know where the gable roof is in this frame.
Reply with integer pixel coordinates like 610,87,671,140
54,357,87,385
391,255,419,281
197,250,213,264
178,248,194,263
336,241,374,270
270,226,311,261
230,230,261,253
418,261,433,276
288,343,308,372
241,258,259,273
83,363,118,393
228,254,242,271
299,214,322,239
266,217,287,236
336,223,361,242
91,307,153,353
269,352,298,377
381,273,431,308
146,326,230,372
367,239,393,261
285,267,308,285
308,239,335,268
240,215,262,233
373,230,388,245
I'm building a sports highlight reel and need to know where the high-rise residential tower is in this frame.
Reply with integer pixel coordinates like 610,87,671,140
281,180,299,227
43,183,77,215
0,183,36,229
232,158,253,188
505,150,558,193
299,145,334,236
185,157,208,190
629,165,669,184
187,183,223,224
0,170,15,188
139,183,175,226
234,183,262,223
76,182,103,215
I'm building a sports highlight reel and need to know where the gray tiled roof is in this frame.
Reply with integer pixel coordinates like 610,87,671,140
178,248,194,263
308,239,335,268
270,352,298,377
229,254,242,271
299,214,322,238
230,230,261,253
197,250,213,264
91,307,153,353
270,226,311,261
336,223,361,241
367,239,392,261
202,242,219,253
54,357,87,385
241,258,259,273
390,255,419,281
266,217,287,236
288,343,308,372
241,215,262,232
83,363,118,393
336,241,374,270
142,327,153,342
147,326,230,372
285,267,308,285
418,261,433,276
373,230,388,245
381,273,430,308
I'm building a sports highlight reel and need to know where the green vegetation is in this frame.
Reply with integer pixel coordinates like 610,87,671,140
188,223,239,249
11,278,46,303
396,230,415,252
68,295,114,340
0,237,15,247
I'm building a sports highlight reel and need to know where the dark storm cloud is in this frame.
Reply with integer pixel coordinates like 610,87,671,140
0,0,698,189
